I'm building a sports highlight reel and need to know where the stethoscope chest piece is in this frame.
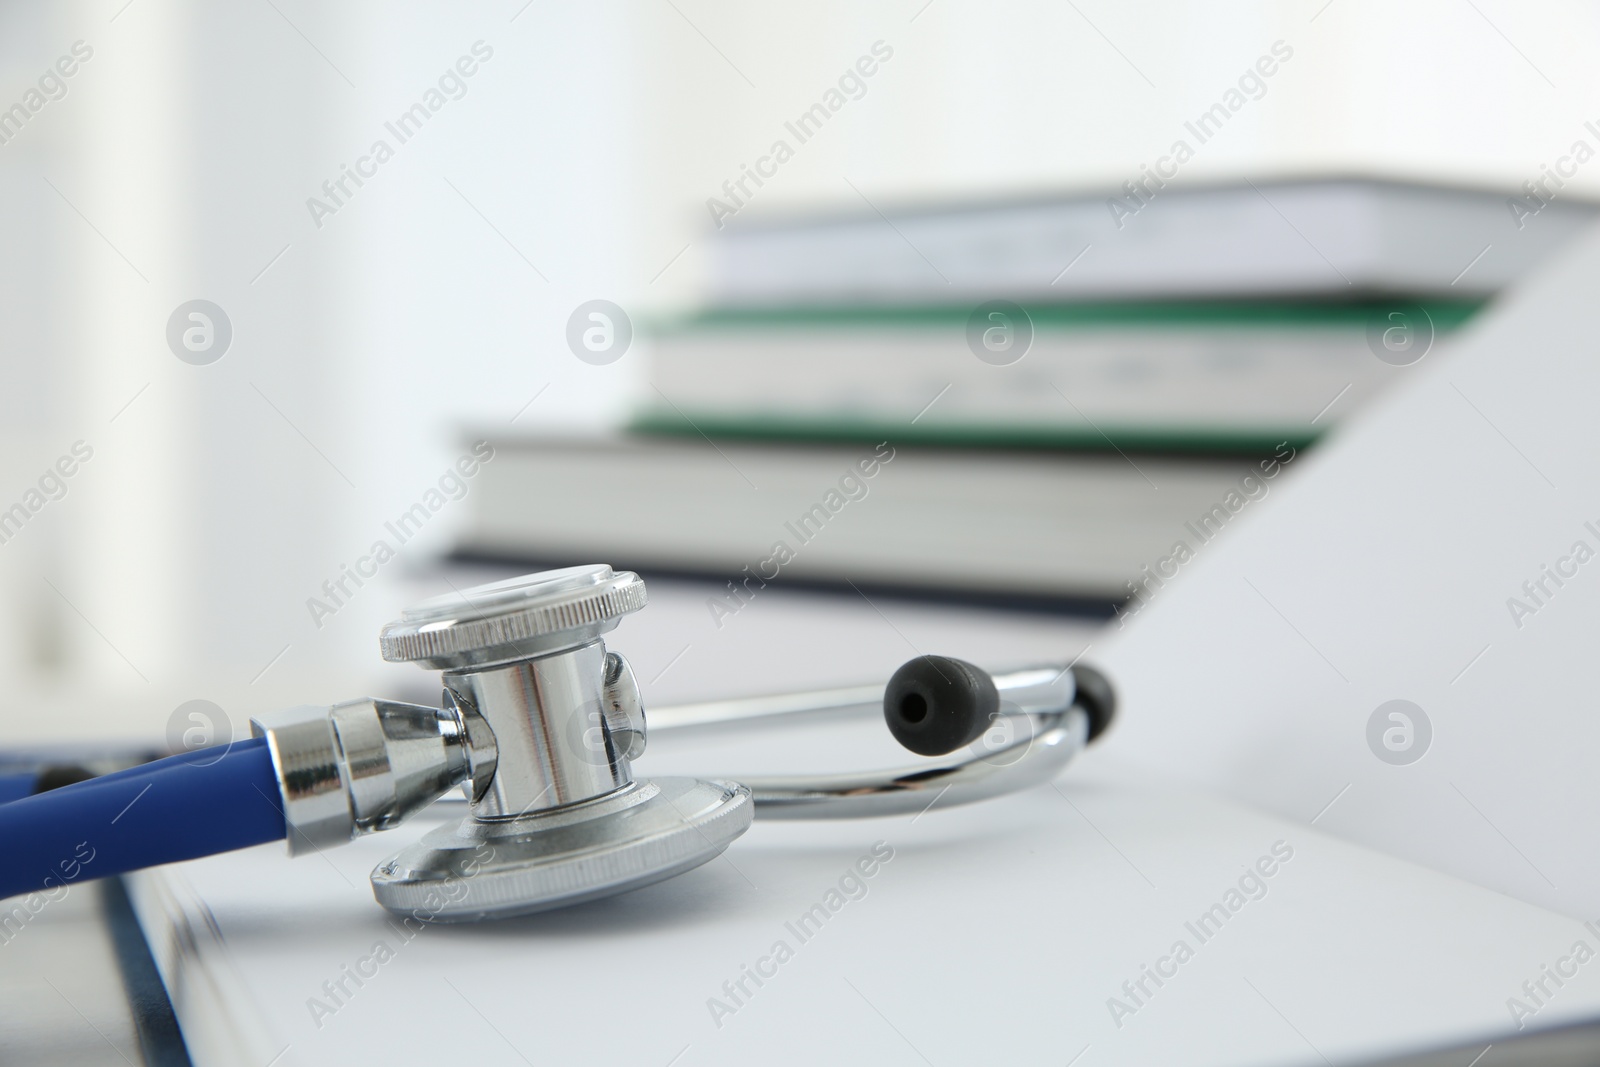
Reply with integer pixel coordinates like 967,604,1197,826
371,777,750,921
370,565,754,920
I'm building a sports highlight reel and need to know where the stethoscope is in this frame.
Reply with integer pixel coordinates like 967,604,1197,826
0,565,1114,921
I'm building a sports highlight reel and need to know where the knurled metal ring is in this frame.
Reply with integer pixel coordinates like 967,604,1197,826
379,565,647,669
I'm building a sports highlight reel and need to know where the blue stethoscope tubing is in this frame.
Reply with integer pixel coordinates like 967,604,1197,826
0,738,286,901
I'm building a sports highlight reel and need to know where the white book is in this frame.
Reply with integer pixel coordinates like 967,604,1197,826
1097,215,1600,917
644,302,1478,447
708,177,1593,305
454,434,1268,603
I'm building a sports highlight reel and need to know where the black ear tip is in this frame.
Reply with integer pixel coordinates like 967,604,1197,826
883,655,998,757
1071,663,1117,743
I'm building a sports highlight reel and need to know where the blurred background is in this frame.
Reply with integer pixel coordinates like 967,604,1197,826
2,0,1598,746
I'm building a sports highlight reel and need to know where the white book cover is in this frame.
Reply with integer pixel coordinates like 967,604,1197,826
710,178,1592,305
1098,217,1600,920
644,303,1478,444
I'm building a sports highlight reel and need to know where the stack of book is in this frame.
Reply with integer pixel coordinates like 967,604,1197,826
455,178,1593,610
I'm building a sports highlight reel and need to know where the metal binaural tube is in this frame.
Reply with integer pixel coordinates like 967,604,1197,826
646,664,1076,732
644,662,1096,820
741,706,1089,818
